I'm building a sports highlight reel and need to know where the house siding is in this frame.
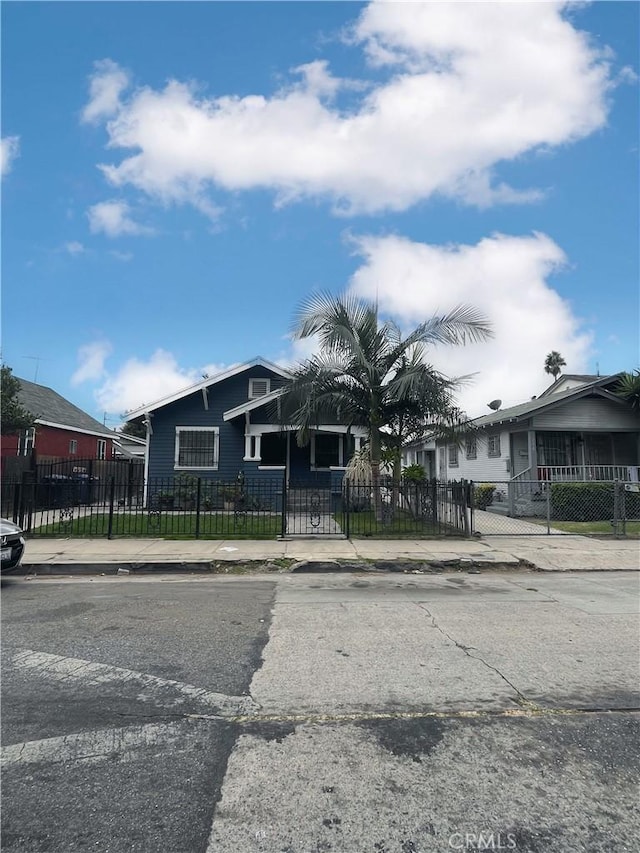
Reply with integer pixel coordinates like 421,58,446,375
1,426,113,461
147,368,285,481
532,397,640,431
440,430,512,484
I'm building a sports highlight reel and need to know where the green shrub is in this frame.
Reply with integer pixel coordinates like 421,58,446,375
473,483,496,510
551,482,615,521
402,464,426,482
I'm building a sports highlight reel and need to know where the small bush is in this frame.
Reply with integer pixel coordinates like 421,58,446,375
473,483,496,510
402,464,426,483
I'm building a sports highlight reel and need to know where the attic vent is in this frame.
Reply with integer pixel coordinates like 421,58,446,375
249,378,270,399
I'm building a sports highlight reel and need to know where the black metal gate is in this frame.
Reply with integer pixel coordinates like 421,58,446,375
285,478,346,537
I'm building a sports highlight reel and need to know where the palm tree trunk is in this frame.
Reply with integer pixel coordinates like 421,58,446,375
370,427,383,523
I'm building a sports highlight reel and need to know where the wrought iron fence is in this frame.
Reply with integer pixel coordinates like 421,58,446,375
471,479,639,536
1,474,472,539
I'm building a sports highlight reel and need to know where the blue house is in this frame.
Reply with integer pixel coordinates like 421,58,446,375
126,358,367,492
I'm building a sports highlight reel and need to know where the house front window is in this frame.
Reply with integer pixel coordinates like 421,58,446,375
465,437,477,459
175,427,219,469
312,433,342,469
488,435,501,457
97,439,107,460
69,439,78,455
261,432,287,466
448,444,459,467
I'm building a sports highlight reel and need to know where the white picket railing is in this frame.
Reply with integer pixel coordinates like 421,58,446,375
536,465,639,482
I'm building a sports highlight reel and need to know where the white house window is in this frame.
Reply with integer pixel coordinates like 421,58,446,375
248,378,270,399
69,439,78,455
175,427,219,469
465,437,477,460
448,444,459,467
18,427,36,456
488,435,501,457
97,439,107,460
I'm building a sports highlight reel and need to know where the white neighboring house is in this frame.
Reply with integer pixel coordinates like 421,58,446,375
113,432,147,460
404,374,640,515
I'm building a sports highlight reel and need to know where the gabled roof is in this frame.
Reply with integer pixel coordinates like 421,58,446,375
223,387,285,421
538,373,611,397
472,375,625,429
16,377,114,438
126,357,291,418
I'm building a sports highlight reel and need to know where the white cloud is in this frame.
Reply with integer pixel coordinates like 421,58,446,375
1,136,20,177
94,351,231,414
346,232,593,416
64,241,86,256
82,58,130,124
110,249,133,262
71,341,112,385
84,3,613,215
87,200,152,237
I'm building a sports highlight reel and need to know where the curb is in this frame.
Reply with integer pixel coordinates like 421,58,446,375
14,557,535,576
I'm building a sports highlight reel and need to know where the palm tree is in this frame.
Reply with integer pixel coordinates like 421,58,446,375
614,370,640,411
544,351,566,381
280,293,492,521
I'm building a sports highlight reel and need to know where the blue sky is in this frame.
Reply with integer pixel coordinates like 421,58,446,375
2,1,638,423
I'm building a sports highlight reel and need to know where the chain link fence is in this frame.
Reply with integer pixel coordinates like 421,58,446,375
471,479,639,536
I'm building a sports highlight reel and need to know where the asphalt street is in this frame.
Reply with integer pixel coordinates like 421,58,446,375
1,571,639,853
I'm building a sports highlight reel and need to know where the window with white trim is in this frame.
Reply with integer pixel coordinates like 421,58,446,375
448,444,459,467
97,439,107,460
248,378,270,399
18,427,36,456
175,427,219,469
488,435,501,457
465,437,477,460
69,439,78,455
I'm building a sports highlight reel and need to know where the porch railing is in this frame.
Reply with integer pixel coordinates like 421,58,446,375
537,465,639,482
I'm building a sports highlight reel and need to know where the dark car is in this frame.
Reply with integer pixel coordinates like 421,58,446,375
1,518,26,572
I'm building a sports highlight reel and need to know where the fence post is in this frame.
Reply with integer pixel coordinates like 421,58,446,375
195,477,202,539
431,479,438,528
612,479,621,538
107,477,115,540
463,480,470,536
345,479,350,539
546,481,551,535
280,473,287,539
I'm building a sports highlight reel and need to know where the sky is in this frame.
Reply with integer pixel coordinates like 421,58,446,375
2,1,638,426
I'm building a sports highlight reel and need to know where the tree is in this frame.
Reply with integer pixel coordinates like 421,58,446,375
280,293,492,521
1,365,35,435
544,351,566,381
121,419,147,439
614,370,640,411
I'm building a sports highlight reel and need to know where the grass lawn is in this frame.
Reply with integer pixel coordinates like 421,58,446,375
545,519,640,537
34,512,282,539
341,510,445,538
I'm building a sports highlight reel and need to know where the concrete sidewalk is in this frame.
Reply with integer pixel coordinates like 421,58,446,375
19,533,639,573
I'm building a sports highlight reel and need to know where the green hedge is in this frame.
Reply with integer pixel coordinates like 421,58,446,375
473,483,496,511
551,482,640,522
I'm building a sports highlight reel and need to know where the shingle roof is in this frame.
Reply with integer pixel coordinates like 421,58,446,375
472,375,621,428
15,377,114,437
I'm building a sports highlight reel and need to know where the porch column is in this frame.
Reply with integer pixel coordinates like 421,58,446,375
528,429,538,481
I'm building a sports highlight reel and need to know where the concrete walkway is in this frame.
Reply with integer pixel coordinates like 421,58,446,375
472,508,567,535
17,533,639,572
